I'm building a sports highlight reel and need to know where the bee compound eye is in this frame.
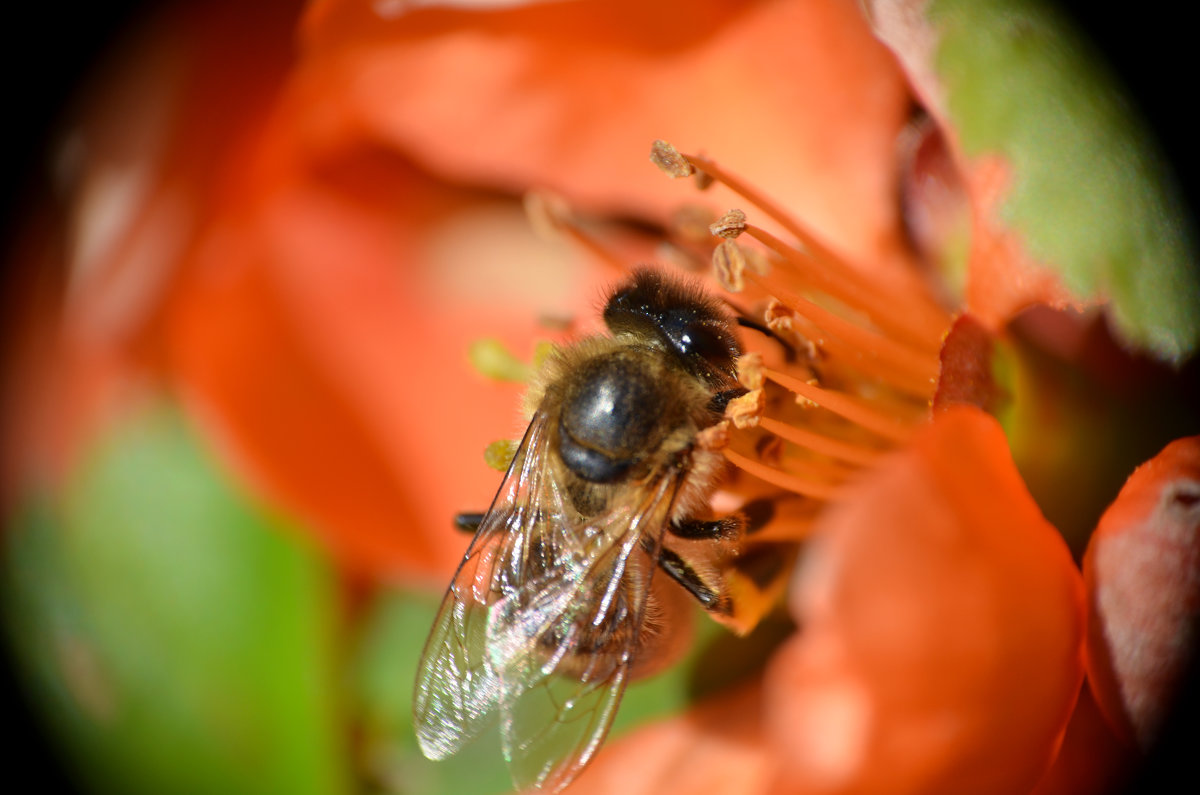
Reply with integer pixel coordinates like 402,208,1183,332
662,314,738,382
677,319,736,364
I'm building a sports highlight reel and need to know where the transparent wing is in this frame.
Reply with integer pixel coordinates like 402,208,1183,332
490,468,683,793
413,412,567,759
413,407,684,793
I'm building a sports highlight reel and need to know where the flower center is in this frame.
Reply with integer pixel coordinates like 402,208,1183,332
512,141,953,543
647,141,951,520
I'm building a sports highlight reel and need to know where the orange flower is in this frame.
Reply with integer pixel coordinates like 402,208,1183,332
3,1,1197,794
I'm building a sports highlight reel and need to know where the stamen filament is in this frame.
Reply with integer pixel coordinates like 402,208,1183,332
743,224,947,352
524,191,630,275
682,153,839,264
655,144,950,352
723,448,838,500
758,416,884,467
764,368,917,444
561,223,633,275
749,273,938,397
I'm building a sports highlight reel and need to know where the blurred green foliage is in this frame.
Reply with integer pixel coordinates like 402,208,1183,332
2,404,346,795
933,0,1200,363
2,402,787,794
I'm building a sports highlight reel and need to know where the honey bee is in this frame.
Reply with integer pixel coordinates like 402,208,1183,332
413,268,748,793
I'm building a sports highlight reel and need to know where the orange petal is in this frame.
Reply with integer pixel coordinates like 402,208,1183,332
1084,435,1200,749
569,681,773,795
10,0,300,479
296,0,912,267
932,312,1003,414
166,128,578,580
1030,684,1134,795
765,406,1085,795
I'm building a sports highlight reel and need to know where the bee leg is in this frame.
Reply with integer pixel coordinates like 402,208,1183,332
668,514,744,541
453,512,486,534
656,547,733,615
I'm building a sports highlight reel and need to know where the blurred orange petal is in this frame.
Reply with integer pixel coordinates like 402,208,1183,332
11,0,301,483
296,0,912,266
1084,434,1200,749
1030,684,1133,795
165,125,588,579
570,681,773,795
150,0,923,581
765,406,1085,795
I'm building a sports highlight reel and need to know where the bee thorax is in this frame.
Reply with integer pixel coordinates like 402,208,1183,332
558,351,671,483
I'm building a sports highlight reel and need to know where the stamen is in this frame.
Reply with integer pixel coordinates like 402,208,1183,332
776,449,858,482
650,143,950,351
568,226,633,275
743,223,947,352
654,240,707,273
679,151,830,258
736,352,765,390
523,190,633,275
524,191,572,239
764,367,916,444
725,389,764,429
696,420,731,451
484,439,519,471
712,239,748,292
682,155,948,340
646,141,955,510
723,448,838,500
649,140,696,179
669,204,719,247
709,209,748,239
764,301,821,363
757,416,884,467
749,273,938,397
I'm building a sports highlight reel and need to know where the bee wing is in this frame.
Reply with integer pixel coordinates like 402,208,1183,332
413,412,568,760
413,407,685,792
489,466,683,793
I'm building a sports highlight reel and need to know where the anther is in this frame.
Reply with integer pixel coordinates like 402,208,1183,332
726,389,764,429
737,352,765,391
696,420,731,451
670,204,719,246
650,140,695,179
524,190,572,240
713,239,748,292
484,439,519,471
710,209,747,239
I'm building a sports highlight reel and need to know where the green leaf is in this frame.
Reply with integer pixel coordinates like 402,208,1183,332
1,403,347,795
931,0,1200,363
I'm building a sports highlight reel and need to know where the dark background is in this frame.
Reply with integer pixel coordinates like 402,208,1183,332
3,2,1196,793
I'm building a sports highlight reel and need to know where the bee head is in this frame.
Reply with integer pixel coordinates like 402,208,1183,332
602,267,741,387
